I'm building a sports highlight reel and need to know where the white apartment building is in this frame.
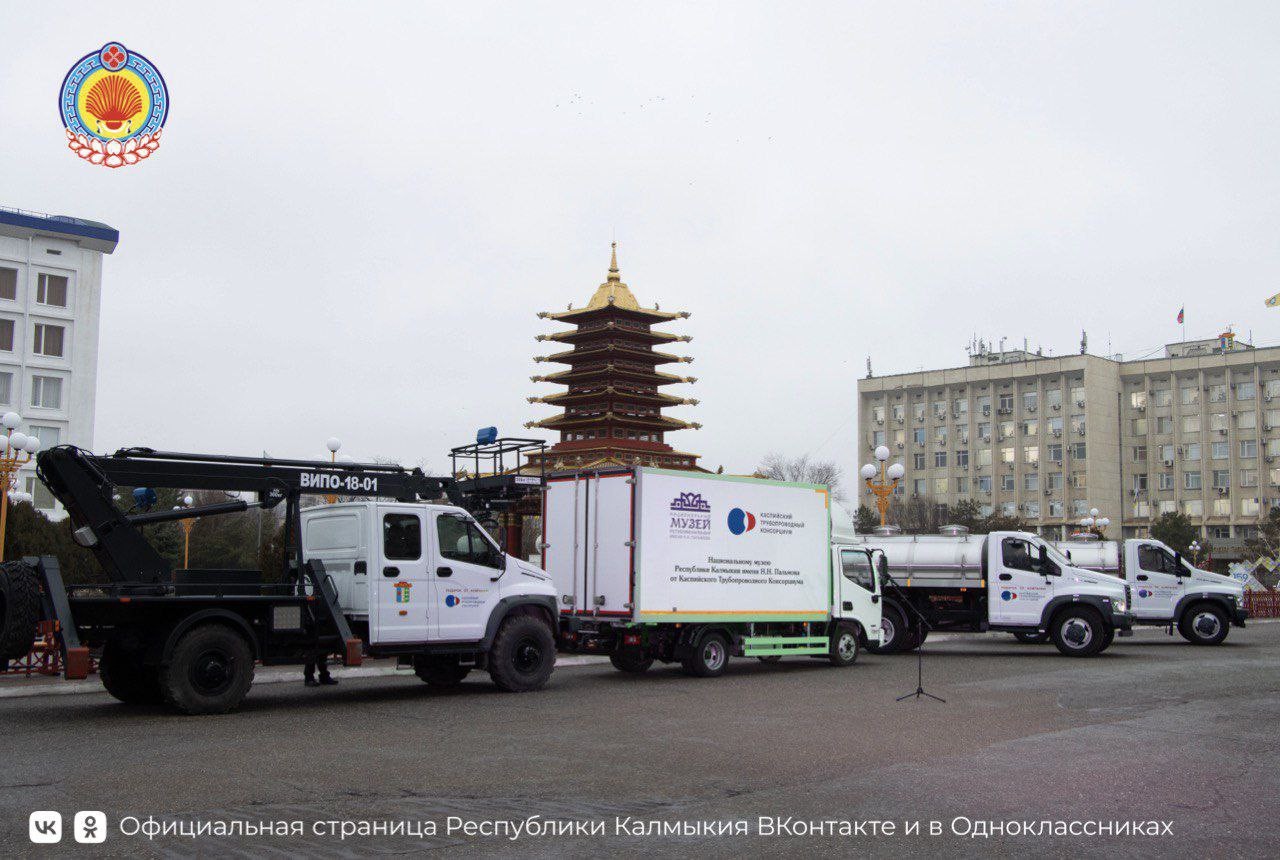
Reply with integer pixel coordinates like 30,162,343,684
0,206,118,513
858,333,1276,561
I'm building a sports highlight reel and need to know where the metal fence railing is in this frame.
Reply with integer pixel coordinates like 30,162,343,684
1244,591,1280,619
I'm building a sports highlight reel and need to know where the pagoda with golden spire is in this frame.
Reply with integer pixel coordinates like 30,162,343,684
525,244,703,471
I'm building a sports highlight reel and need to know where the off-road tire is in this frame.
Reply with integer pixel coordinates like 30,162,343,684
609,650,654,673
866,605,909,655
681,632,730,678
1178,603,1229,646
488,614,556,692
159,624,255,715
1013,631,1050,644
829,625,860,667
0,560,41,660
100,636,163,705
413,655,471,686
1049,606,1106,657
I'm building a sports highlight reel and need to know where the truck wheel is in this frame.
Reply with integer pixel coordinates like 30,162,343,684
488,615,556,692
0,561,41,660
1178,603,1229,646
867,605,908,654
1013,631,1049,644
100,636,162,705
682,632,730,677
609,651,654,673
159,624,255,715
413,656,471,686
829,626,859,667
1049,607,1105,657
1099,626,1116,651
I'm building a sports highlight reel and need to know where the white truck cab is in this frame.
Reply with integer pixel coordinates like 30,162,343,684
1056,537,1247,645
301,501,558,689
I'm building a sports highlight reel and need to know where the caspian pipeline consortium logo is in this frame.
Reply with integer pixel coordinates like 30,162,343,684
727,507,757,535
1000,590,1018,601
59,42,168,168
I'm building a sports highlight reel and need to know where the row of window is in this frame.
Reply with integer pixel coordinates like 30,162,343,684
0,268,71,308
1133,440,1270,463
870,388,1086,424
0,320,68,359
905,443,1088,470
1131,412,1266,435
1129,378,1275,409
562,428,663,442
0,371,64,410
1132,498,1266,519
1132,468,1270,492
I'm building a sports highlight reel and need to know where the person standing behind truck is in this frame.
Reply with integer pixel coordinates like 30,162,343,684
304,654,337,687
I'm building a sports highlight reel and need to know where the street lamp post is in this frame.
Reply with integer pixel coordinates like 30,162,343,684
0,411,43,562
1079,507,1111,539
325,437,342,504
1188,539,1202,566
176,494,195,569
860,445,906,529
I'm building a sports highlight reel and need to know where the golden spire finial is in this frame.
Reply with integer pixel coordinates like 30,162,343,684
608,241,620,282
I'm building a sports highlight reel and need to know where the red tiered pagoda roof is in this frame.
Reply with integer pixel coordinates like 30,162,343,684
525,244,703,471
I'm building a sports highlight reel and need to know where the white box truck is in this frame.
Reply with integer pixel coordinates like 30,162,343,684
843,528,1134,657
1051,537,1247,645
543,468,884,676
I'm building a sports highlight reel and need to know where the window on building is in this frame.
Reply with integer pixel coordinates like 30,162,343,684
0,371,10,405
1210,413,1228,432
1237,381,1256,401
0,267,17,301
1047,416,1063,435
1158,499,1176,515
1180,384,1199,406
0,318,12,352
1269,439,1280,457
1047,471,1063,490
956,424,970,445
1267,379,1280,400
956,449,969,468
1024,501,1041,518
1132,418,1148,436
32,323,65,358
1208,384,1227,403
1047,443,1063,462
913,453,925,470
977,422,991,441
1212,498,1231,516
1156,416,1173,434
1185,443,1201,461
23,476,55,510
27,425,60,448
1001,502,1016,517
953,397,968,416
1132,445,1147,463
1133,501,1151,518
1184,499,1204,517
977,395,991,414
892,403,904,421
977,448,992,467
933,399,947,419
1130,391,1147,409
1049,500,1064,517
1133,474,1148,492
1022,419,1038,436
934,478,948,496
1158,473,1175,491
872,430,885,447
1001,473,1015,492
1070,414,1086,435
1153,388,1172,407
934,451,947,468
1000,446,1014,463
1045,389,1062,410
1069,442,1086,460
35,273,68,307
1241,469,1258,488
1242,498,1261,517
1238,411,1257,430
1184,471,1202,490
871,405,885,423
912,479,926,495
913,402,926,421
1211,469,1230,489
937,427,948,445
1071,471,1086,489
913,428,925,445
956,476,969,494
1070,385,1085,406
1024,473,1039,492
1072,500,1090,516
1211,441,1229,460
1182,415,1200,435
998,393,1014,413
978,475,992,493
999,421,1014,440
1023,445,1039,464
30,375,61,409
1023,391,1039,412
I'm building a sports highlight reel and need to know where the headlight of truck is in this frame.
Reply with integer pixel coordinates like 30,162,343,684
1110,595,1127,613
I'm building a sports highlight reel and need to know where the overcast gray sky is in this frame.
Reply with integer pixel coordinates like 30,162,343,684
3,2,1277,492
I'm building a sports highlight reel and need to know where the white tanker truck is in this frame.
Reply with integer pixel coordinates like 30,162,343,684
1049,537,1247,645
841,527,1134,657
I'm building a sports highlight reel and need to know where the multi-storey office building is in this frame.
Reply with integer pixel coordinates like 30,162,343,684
857,334,1274,561
0,206,119,514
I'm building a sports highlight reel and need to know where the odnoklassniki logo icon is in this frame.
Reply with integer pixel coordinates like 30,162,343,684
727,507,756,535
59,41,168,168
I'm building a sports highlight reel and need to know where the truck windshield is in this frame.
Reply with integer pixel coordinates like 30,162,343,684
839,550,876,592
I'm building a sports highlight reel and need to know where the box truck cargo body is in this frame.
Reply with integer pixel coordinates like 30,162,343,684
543,468,883,676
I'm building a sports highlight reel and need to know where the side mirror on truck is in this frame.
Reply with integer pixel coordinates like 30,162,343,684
1173,552,1186,576
877,554,888,579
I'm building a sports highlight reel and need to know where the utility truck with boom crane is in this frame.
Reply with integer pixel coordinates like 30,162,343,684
0,439,555,714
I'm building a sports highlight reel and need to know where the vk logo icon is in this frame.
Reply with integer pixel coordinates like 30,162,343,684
29,811,62,844
727,507,756,535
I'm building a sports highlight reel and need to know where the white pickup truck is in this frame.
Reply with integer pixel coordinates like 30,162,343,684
1053,537,1248,645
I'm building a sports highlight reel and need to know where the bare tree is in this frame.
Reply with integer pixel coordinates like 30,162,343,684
755,453,845,502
